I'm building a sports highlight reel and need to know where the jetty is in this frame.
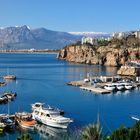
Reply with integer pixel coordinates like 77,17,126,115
67,75,140,94
80,86,111,94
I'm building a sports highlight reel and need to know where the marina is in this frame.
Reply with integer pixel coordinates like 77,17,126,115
68,76,140,94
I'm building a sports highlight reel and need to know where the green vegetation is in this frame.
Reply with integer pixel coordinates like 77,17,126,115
97,40,110,47
110,35,140,48
81,120,140,140
17,133,33,140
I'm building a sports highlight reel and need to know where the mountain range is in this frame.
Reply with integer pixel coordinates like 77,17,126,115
0,25,111,50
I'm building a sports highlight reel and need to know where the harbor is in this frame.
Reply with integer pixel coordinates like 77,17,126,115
0,53,140,139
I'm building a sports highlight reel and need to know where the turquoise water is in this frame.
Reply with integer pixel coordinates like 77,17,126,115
0,53,139,140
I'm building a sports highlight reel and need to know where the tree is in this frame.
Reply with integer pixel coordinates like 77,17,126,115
81,113,102,140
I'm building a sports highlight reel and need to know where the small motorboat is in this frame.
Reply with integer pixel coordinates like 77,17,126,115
15,112,36,129
124,83,133,90
0,116,15,129
0,122,6,132
113,83,124,90
0,96,8,103
3,92,17,100
3,75,16,80
0,82,6,86
104,84,116,91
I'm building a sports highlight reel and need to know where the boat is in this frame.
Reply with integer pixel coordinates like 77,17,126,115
131,115,140,121
0,122,6,132
3,92,17,100
32,102,64,115
0,98,15,129
0,96,8,103
124,83,133,90
15,112,36,129
32,103,73,129
104,84,116,91
113,83,124,90
0,114,15,129
0,82,6,86
3,75,16,80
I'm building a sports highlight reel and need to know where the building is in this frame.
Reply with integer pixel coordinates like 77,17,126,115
81,37,98,45
134,30,140,39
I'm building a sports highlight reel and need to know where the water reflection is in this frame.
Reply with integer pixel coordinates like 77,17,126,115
35,124,67,140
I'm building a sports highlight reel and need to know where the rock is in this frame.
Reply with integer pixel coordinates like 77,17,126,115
58,44,140,66
117,66,140,76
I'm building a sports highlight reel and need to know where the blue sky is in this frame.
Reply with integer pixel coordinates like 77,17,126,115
0,0,140,33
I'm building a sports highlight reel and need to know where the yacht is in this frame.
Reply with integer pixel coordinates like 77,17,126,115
104,84,116,91
32,103,73,129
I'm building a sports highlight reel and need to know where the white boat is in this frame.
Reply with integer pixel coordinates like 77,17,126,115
113,83,124,90
124,83,133,90
32,103,73,129
131,115,140,121
104,84,116,91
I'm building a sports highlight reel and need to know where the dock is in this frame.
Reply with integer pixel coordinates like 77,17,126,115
80,86,112,94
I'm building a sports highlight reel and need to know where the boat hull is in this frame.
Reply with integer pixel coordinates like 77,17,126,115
33,115,70,129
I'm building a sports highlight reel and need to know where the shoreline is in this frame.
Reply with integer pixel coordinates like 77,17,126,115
0,50,59,55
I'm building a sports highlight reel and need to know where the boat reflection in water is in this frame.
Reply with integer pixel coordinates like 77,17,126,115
35,124,67,139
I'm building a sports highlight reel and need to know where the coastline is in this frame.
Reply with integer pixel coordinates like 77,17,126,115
0,49,59,55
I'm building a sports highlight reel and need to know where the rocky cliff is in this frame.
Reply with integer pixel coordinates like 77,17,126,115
117,66,140,76
58,44,140,66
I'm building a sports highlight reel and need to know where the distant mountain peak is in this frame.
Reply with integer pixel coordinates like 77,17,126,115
0,25,81,50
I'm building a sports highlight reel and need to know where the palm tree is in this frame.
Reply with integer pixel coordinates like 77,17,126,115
81,113,102,140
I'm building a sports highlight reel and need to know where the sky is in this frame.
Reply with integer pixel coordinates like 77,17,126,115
0,0,140,33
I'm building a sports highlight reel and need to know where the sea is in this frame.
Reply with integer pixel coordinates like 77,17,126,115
0,53,139,140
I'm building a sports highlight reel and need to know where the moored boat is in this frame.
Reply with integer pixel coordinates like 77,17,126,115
32,103,73,129
3,75,16,80
0,114,15,129
15,112,36,129
124,83,133,90
104,84,116,91
113,83,124,90
0,122,6,132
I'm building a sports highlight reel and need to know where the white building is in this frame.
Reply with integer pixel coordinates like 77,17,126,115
134,30,140,39
81,37,98,45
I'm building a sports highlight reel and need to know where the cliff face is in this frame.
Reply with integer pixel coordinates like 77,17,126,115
58,45,140,66
117,66,140,76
